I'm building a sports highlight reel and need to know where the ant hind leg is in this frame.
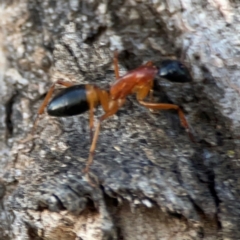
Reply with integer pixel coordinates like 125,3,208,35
20,79,75,144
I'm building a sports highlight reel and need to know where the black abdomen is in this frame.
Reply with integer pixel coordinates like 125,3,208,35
47,85,89,117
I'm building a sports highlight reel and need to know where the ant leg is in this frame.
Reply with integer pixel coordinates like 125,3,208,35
136,86,194,141
139,101,194,141
83,99,125,173
20,79,74,143
32,79,74,135
85,86,107,141
95,88,110,112
135,82,153,101
113,50,154,81
113,50,120,80
88,101,95,141
144,61,154,67
86,86,98,141
86,86,111,143
149,89,154,102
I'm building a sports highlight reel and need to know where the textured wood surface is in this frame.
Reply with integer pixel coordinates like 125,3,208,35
0,0,240,239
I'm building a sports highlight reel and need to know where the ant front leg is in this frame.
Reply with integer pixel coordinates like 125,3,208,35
113,50,120,80
32,79,74,135
136,86,194,141
140,101,194,141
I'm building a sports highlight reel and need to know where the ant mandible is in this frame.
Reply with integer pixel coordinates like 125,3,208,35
32,50,193,173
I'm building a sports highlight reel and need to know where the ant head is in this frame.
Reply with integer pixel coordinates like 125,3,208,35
158,60,192,83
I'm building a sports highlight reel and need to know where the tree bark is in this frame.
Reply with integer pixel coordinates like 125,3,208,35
0,0,240,239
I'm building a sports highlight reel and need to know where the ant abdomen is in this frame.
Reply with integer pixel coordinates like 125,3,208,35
47,85,90,117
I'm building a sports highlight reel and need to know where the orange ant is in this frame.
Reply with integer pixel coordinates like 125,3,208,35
31,51,193,173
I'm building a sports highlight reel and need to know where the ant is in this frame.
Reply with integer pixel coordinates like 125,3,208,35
31,51,193,173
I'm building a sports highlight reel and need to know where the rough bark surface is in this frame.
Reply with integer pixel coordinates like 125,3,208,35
0,0,240,239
